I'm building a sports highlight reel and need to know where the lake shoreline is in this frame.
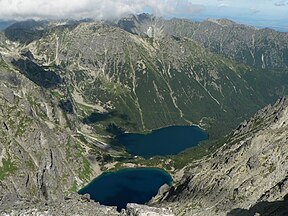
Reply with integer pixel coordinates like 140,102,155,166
115,125,208,158
78,167,173,211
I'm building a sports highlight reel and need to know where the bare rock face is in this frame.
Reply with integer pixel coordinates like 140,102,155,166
0,193,174,216
0,193,120,216
124,203,175,216
159,97,288,215
0,40,101,202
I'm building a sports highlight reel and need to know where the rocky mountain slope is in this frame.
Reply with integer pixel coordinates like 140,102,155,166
0,30,132,215
157,97,288,216
0,193,174,216
165,18,288,70
118,14,288,69
4,19,288,141
0,31,109,203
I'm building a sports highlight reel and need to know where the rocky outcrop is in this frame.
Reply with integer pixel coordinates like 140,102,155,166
124,203,174,216
0,45,102,201
0,193,174,216
0,193,120,216
159,97,288,215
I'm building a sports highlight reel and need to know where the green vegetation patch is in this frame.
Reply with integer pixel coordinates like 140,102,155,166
0,158,17,180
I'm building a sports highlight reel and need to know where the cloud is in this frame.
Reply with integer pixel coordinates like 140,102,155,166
274,0,288,6
0,0,204,20
250,9,260,15
218,3,229,8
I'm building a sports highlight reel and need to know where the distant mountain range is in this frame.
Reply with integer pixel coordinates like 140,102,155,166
0,20,15,30
118,14,288,69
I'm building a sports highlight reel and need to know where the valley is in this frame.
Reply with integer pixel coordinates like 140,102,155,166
0,14,288,215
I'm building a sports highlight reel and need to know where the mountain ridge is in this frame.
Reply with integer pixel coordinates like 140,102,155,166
3,18,288,140
157,97,288,215
116,14,288,69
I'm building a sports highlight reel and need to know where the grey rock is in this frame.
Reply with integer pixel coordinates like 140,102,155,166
0,193,174,216
158,97,288,215
124,203,175,216
0,193,120,216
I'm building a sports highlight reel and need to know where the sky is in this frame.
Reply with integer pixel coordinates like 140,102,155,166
0,0,287,31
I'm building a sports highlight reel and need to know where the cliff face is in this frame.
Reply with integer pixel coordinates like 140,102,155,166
0,38,102,202
159,97,288,216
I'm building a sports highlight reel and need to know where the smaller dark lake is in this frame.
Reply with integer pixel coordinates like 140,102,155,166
78,168,173,211
116,125,208,158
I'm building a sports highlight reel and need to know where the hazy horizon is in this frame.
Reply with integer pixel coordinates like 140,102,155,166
0,0,287,32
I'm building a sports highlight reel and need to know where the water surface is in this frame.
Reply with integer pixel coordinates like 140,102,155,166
79,168,173,211
116,125,208,158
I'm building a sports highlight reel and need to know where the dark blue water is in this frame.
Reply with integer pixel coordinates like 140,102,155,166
78,168,173,211
116,125,208,158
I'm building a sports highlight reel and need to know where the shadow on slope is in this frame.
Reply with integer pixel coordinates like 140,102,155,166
227,198,288,216
4,20,48,44
11,59,62,89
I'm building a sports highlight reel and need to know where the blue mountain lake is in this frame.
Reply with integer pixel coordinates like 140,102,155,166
79,126,208,210
78,168,173,211
116,125,208,158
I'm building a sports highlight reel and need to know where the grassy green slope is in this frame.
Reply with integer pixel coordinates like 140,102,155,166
23,22,288,140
